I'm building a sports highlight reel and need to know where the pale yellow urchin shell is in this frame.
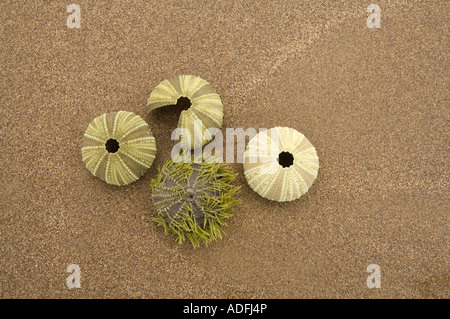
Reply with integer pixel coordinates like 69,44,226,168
243,127,319,202
147,75,223,150
81,111,157,186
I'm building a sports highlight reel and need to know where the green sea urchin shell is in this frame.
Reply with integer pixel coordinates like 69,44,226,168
151,159,240,248
243,127,319,202
147,75,224,150
81,111,157,186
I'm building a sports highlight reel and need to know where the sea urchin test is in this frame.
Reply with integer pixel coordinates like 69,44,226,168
147,75,224,150
151,158,240,248
81,111,157,186
243,127,319,202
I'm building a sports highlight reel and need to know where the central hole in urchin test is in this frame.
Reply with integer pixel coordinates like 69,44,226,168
186,188,196,201
176,96,192,111
105,138,120,153
277,151,294,168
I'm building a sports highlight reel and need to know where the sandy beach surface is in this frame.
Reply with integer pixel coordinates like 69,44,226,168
0,0,448,298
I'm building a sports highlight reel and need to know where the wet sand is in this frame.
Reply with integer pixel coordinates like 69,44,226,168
0,0,448,298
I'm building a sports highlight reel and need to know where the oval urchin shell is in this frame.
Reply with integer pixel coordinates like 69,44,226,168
147,75,224,150
151,159,240,248
243,127,319,202
81,111,157,186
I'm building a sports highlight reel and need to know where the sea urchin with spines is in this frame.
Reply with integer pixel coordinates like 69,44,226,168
151,159,240,248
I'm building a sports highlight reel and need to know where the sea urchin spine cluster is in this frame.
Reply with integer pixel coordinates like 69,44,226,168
151,159,240,248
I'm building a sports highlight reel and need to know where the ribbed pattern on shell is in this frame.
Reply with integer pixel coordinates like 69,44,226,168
147,75,224,150
243,127,319,202
81,111,157,186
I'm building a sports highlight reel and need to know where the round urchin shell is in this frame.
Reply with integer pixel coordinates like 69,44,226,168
243,127,319,202
151,159,240,248
81,111,157,186
147,75,224,150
